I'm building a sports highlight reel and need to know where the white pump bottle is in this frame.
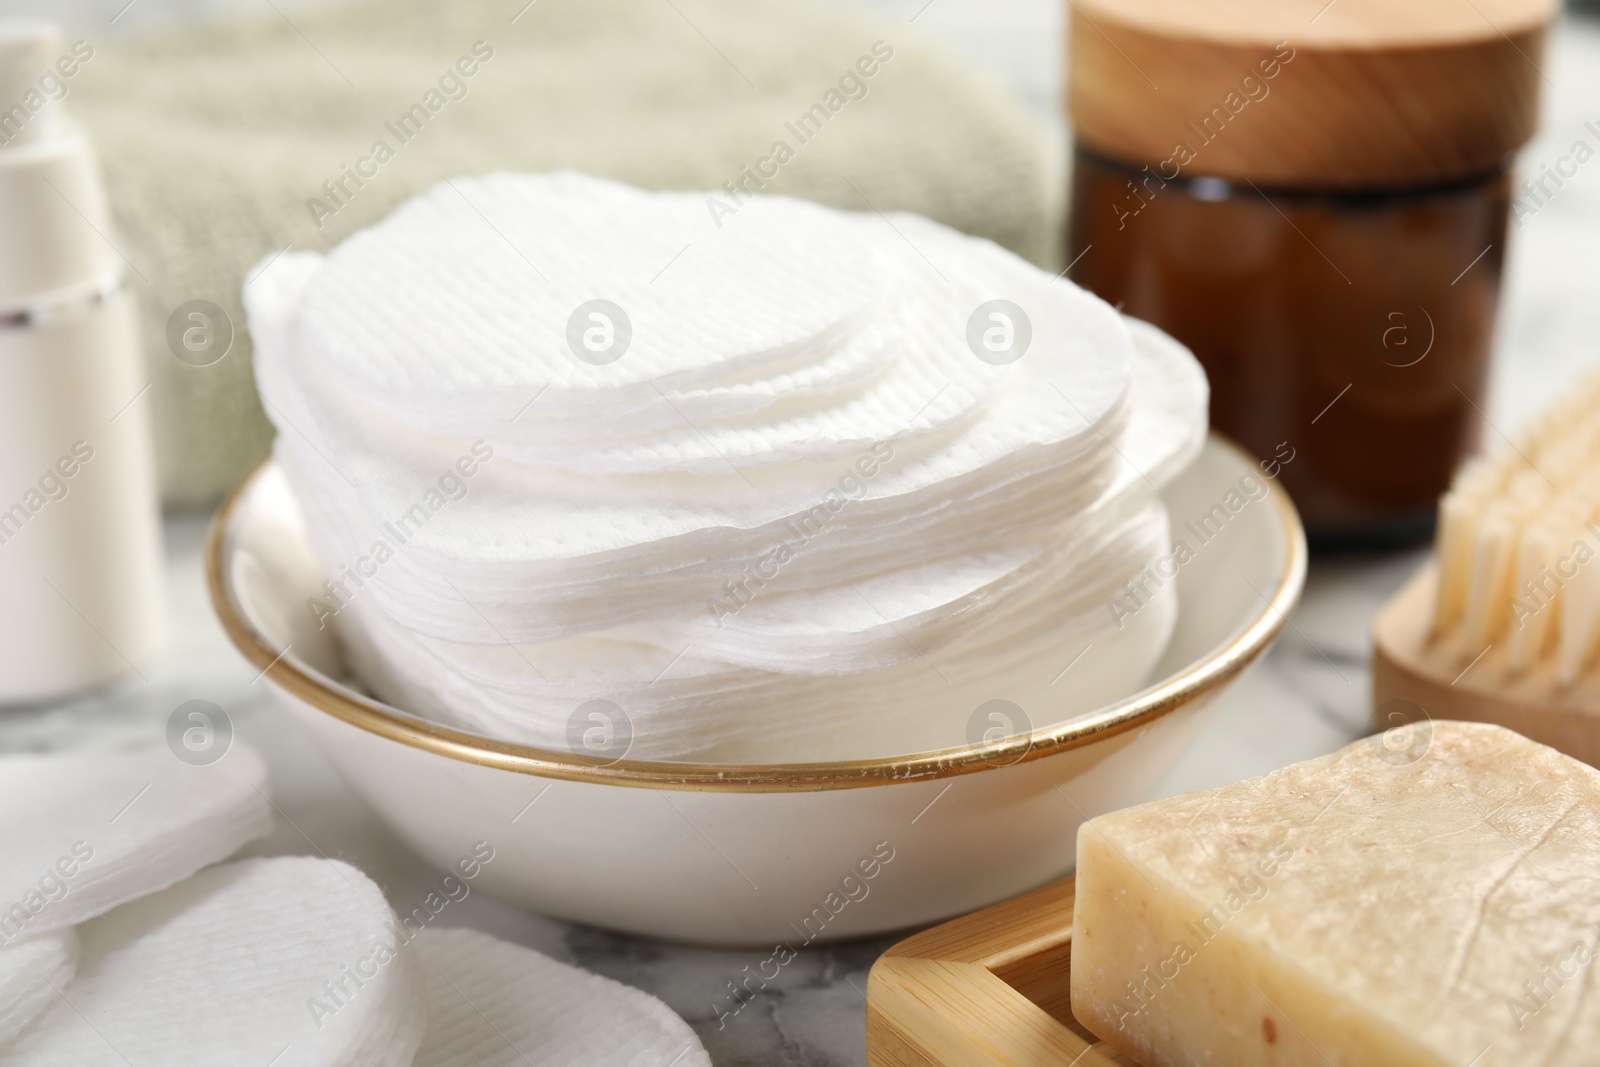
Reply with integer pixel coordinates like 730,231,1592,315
0,22,167,703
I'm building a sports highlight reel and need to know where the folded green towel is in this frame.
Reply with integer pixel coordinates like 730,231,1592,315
73,0,1060,507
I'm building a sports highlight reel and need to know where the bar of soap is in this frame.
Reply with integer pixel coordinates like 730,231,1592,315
1071,721,1600,1067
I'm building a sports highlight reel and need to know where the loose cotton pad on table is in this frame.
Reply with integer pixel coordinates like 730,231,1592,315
250,172,1209,761
413,927,710,1067
0,745,271,943
1,857,424,1067
0,929,77,1043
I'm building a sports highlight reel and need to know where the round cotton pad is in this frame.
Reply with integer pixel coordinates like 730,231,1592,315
1,857,424,1067
300,171,890,412
412,927,709,1067
0,745,272,943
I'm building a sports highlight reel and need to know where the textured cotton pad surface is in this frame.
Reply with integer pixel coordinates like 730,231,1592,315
413,928,709,1067
2,857,424,1067
302,171,888,407
0,929,77,1043
250,172,1209,760
0,745,272,944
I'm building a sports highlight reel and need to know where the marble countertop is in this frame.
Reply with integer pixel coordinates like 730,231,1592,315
3,6,1598,1066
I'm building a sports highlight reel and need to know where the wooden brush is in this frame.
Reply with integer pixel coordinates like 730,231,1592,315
1373,371,1600,764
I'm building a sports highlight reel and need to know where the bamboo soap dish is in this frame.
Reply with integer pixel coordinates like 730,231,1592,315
866,878,1139,1066
1373,561,1600,765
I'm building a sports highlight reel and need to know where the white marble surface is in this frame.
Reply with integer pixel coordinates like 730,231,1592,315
2,5,1598,1066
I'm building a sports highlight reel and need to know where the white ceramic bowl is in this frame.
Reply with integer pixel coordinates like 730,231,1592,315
209,436,1304,946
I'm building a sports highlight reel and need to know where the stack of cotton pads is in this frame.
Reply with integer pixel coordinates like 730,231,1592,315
249,172,1208,761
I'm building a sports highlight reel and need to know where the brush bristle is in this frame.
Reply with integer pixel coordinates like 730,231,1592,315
1433,373,1600,684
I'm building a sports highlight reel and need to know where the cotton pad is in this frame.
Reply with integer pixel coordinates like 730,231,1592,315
0,745,272,944
302,171,888,413
248,172,1210,761
413,927,709,1067
1,857,424,1067
0,929,76,1043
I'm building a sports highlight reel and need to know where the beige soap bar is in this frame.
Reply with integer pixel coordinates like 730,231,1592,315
1070,721,1600,1067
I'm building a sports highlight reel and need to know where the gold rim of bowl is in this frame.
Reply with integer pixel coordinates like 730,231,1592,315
207,441,1306,792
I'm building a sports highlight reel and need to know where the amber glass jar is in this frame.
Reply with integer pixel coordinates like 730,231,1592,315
1065,0,1555,547
1070,154,1512,545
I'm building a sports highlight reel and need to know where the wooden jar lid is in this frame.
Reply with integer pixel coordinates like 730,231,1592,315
1067,0,1558,189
